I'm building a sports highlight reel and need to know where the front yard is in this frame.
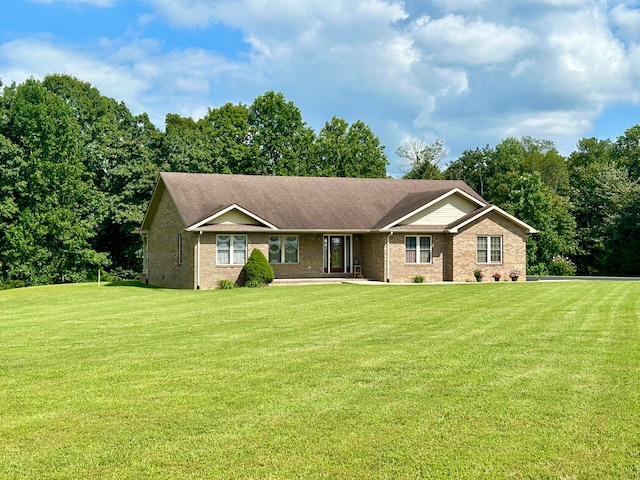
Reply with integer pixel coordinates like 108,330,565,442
1,281,639,478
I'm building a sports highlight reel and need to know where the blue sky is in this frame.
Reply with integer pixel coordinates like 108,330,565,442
2,0,640,175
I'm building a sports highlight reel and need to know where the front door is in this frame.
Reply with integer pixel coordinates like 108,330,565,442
330,236,345,273
324,235,351,274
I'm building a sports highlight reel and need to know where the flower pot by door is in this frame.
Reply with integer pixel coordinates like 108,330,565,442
494,277,500,282
511,277,518,282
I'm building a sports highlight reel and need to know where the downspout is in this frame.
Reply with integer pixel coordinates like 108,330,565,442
386,231,394,283
196,231,202,290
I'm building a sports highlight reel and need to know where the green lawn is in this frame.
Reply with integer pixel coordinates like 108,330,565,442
1,281,639,479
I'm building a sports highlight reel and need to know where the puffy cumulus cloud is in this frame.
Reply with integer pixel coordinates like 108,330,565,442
544,9,631,104
410,14,536,66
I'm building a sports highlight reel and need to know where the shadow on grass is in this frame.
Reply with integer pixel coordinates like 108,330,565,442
102,281,162,289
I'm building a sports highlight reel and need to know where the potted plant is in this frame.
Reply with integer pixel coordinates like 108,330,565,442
509,269,521,282
473,269,484,282
492,272,502,282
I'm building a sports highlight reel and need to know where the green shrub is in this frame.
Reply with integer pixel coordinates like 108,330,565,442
217,279,237,290
548,255,577,276
412,275,424,283
241,249,274,287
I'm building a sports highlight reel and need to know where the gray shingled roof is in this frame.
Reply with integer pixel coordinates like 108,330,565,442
143,172,489,231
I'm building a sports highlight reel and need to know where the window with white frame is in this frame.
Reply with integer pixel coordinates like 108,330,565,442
177,234,183,265
405,236,432,264
268,236,299,263
477,236,502,264
216,235,247,265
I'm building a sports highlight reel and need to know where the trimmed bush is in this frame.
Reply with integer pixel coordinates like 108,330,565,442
242,249,274,287
412,275,424,283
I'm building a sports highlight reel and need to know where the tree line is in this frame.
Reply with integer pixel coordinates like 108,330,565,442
0,74,638,287
0,75,387,286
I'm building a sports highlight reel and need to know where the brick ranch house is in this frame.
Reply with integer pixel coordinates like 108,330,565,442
138,172,537,289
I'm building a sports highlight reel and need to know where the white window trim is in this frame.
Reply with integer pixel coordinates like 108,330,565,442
268,235,299,264
477,235,503,264
216,234,247,266
405,235,433,264
177,234,183,265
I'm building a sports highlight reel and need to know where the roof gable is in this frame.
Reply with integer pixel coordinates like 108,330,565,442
187,204,278,231
379,189,485,230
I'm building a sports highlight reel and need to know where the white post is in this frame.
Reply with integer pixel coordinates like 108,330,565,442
98,269,101,287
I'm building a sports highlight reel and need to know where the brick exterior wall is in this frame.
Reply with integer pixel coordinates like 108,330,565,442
146,189,195,289
197,233,358,289
145,196,529,288
387,233,450,283
451,211,528,282
383,213,528,283
359,234,386,281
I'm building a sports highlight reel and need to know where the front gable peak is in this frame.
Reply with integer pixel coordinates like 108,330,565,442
186,204,278,231
380,188,486,231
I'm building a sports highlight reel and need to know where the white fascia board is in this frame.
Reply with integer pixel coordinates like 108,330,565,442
186,204,279,231
380,188,486,231
448,205,538,234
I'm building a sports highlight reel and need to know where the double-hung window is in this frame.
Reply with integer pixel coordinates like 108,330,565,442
405,236,432,264
477,236,502,264
268,236,299,264
217,235,247,265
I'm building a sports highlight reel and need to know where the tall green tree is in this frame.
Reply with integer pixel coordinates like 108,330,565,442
244,91,315,176
0,78,108,284
502,173,577,273
200,102,250,174
313,117,387,178
42,74,162,273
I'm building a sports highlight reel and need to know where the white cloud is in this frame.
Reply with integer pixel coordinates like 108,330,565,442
410,14,535,66
545,9,631,104
610,4,640,41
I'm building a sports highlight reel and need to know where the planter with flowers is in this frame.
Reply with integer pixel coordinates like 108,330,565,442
509,269,521,282
473,269,485,282
492,272,502,282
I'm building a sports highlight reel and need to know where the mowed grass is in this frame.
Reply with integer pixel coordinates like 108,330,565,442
1,281,639,479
